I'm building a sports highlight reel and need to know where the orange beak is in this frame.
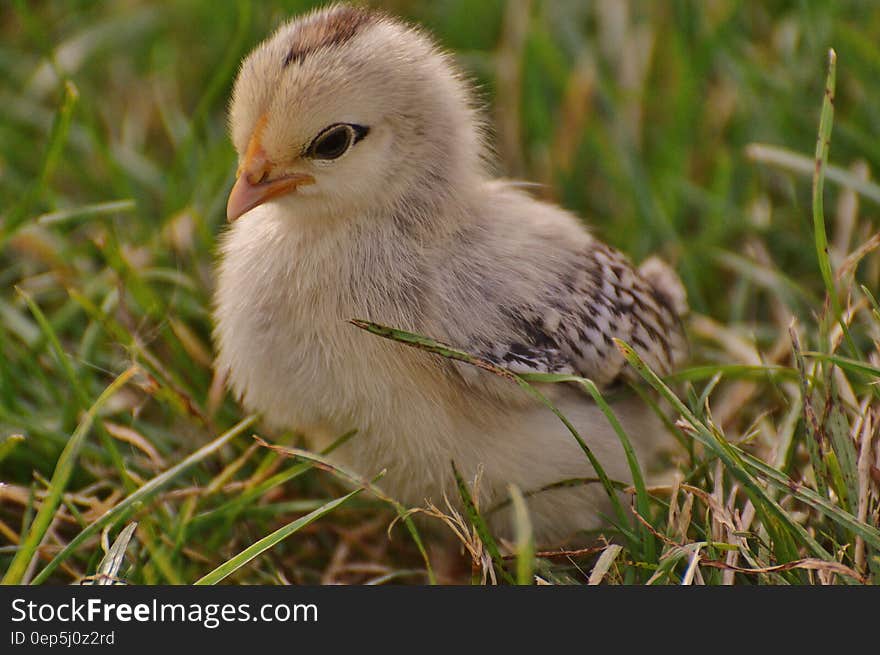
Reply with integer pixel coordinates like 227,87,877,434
226,119,315,222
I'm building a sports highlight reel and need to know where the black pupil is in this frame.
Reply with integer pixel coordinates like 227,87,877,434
314,127,352,159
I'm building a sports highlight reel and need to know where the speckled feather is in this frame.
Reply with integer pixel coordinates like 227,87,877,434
475,241,687,385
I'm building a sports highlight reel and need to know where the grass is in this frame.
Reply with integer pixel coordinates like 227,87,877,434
1,0,879,585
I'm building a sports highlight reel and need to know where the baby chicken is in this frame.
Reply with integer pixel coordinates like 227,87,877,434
214,4,687,542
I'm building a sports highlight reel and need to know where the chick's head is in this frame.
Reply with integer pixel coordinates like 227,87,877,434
226,4,484,225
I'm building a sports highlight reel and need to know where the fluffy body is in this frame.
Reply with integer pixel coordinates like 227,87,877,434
214,5,687,542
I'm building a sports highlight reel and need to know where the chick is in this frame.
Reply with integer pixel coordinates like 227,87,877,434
214,4,687,542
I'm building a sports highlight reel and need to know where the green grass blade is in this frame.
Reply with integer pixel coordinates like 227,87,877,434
2,366,136,584
1,80,78,243
194,489,363,585
252,438,437,585
37,199,136,227
791,331,831,501
521,372,657,562
803,352,880,380
811,48,836,321
508,484,535,585
746,143,880,206
825,401,860,514
0,434,26,465
668,364,798,383
811,49,860,363
16,286,87,409
30,414,258,584
739,451,880,551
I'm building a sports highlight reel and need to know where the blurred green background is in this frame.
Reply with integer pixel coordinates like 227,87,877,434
1,1,879,584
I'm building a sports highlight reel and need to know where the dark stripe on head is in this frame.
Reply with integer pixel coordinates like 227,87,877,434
282,5,376,68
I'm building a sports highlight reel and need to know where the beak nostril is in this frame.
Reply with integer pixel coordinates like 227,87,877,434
245,169,270,186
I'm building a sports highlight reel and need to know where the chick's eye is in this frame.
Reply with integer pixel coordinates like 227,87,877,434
307,123,368,160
